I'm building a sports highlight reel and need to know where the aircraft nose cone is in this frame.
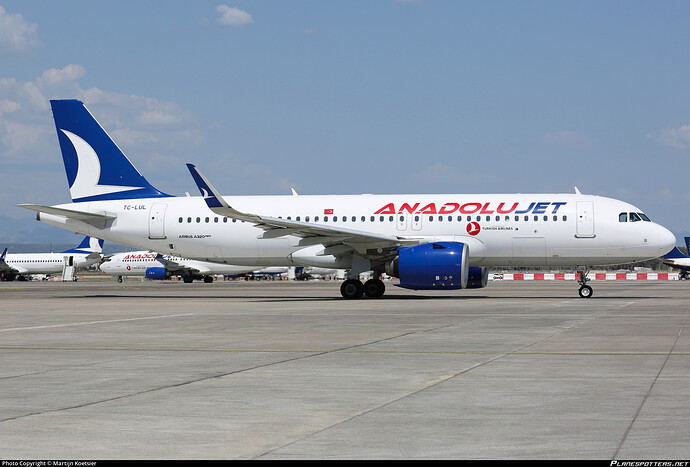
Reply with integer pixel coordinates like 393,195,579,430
658,225,676,256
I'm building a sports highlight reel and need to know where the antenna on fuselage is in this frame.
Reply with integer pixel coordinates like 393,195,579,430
574,186,582,195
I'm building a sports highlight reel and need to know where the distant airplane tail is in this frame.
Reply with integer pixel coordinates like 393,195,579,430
685,237,690,255
50,99,171,202
61,236,104,254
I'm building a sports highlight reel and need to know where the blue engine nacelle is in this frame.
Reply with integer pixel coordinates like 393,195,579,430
466,267,488,289
145,267,170,280
387,242,469,290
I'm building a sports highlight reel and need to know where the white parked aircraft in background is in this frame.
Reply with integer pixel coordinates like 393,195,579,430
0,236,103,281
661,236,690,280
19,100,676,298
99,250,285,283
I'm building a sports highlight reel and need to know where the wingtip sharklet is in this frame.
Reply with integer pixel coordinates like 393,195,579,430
186,163,226,209
186,164,266,225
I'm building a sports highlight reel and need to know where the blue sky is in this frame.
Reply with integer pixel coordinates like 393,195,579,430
1,1,689,244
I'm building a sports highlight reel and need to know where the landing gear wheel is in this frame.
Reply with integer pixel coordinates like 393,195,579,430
578,285,593,298
340,279,364,299
183,274,194,283
363,278,385,298
203,275,214,283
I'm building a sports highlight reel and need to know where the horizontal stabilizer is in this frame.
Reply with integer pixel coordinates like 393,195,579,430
17,204,117,221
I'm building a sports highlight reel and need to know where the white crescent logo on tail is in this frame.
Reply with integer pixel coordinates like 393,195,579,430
61,129,144,200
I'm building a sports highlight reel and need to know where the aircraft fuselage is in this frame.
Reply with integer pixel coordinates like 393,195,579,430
37,193,672,269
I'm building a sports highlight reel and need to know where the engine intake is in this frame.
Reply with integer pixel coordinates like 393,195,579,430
145,267,170,280
386,242,469,290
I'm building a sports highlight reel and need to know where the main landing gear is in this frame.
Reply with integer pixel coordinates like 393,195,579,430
577,269,593,298
340,278,386,299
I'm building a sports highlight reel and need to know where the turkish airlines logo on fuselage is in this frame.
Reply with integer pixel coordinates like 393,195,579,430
466,222,481,236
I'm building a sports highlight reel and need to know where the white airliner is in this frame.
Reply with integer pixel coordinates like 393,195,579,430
0,236,103,281
661,237,690,279
19,100,676,298
100,250,285,283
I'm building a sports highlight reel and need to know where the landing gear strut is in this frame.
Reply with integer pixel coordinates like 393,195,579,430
577,269,593,298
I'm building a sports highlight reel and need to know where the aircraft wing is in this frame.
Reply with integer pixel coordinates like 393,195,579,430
153,254,200,275
155,254,185,271
187,164,416,259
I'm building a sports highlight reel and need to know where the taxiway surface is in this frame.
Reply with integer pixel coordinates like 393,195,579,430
0,278,688,459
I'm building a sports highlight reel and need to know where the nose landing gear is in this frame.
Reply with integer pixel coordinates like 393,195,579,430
577,269,593,298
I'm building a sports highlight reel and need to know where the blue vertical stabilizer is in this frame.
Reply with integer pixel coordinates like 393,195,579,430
50,99,171,202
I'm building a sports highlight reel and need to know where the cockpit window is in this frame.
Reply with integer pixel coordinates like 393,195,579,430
629,212,641,222
619,213,628,222
638,212,651,222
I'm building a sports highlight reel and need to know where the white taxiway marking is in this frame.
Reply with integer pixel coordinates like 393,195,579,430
0,313,197,333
